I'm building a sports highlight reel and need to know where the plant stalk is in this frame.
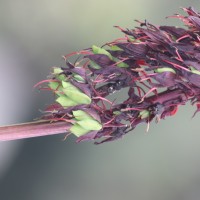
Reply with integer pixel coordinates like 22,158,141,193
0,120,70,141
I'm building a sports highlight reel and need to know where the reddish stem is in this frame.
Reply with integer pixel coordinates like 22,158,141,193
149,87,200,104
0,120,70,141
148,88,187,104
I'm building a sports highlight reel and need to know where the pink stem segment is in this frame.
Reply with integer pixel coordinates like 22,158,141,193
0,120,70,141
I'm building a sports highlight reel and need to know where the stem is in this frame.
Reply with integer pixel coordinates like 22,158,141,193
149,87,200,104
0,120,70,141
148,88,186,104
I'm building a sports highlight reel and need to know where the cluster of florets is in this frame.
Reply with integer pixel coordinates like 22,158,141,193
37,7,200,144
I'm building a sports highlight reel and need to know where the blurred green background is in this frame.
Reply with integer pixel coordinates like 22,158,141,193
0,0,200,200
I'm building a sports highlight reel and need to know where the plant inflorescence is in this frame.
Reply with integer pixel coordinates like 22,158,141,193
33,7,200,144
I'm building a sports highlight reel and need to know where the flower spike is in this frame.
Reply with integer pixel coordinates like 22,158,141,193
1,7,200,144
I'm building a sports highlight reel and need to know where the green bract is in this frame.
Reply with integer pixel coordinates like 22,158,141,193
62,81,79,91
110,45,123,51
92,45,128,68
113,111,121,115
70,110,102,137
112,57,129,68
52,67,66,81
61,81,91,105
48,82,65,96
56,96,77,107
139,110,150,119
53,67,63,74
155,67,176,74
73,74,85,83
63,90,91,105
116,62,129,68
48,82,60,91
189,66,200,75
72,110,93,120
70,124,89,137
89,60,101,69
77,119,102,130
49,71,91,107
92,45,113,60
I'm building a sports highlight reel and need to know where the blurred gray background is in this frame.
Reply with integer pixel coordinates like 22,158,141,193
0,0,200,200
